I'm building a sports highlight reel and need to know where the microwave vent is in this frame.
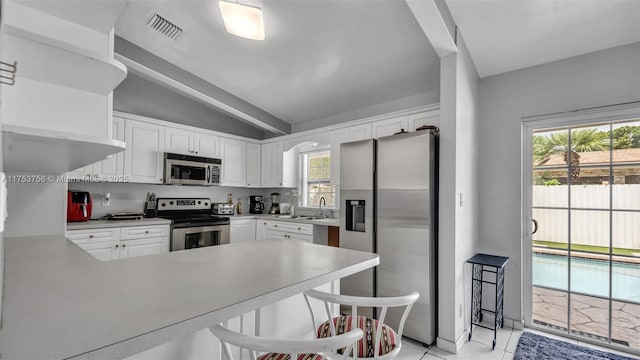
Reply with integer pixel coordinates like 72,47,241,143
147,13,183,40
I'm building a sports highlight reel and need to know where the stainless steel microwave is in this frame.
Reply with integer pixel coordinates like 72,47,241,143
164,153,221,186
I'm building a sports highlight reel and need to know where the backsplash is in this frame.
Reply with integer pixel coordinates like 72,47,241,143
70,182,291,219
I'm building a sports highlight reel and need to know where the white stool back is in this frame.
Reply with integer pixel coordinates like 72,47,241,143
210,323,363,360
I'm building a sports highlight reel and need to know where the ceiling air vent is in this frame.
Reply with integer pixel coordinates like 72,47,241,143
147,13,183,40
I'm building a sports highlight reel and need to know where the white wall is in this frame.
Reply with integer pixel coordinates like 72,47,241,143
437,33,480,351
454,34,480,339
477,42,640,323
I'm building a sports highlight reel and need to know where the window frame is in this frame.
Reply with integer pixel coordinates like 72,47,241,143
299,148,337,209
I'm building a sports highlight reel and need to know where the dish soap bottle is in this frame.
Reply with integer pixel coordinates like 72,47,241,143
227,193,233,205
236,197,242,215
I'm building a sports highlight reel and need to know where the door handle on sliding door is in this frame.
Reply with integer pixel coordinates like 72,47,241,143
531,219,538,234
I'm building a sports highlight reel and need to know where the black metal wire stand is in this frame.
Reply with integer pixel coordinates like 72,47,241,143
467,253,509,350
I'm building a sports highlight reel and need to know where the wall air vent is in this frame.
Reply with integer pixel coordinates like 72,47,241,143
147,13,183,40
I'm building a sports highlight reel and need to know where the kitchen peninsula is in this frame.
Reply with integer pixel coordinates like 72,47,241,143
0,236,378,359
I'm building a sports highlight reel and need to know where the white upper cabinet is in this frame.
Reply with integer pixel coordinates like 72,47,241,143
329,123,373,185
372,116,408,139
349,123,372,142
165,127,220,158
220,137,247,187
408,110,440,131
94,117,125,177
246,142,261,188
124,119,165,184
261,141,284,187
67,117,125,180
164,127,194,156
195,133,220,158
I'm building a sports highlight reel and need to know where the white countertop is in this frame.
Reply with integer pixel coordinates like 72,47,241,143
0,235,376,359
67,218,171,230
231,214,340,227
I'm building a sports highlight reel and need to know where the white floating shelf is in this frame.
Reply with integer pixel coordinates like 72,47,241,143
3,32,127,95
1,0,127,95
3,125,126,175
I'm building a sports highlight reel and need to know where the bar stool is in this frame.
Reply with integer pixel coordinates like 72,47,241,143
303,290,420,360
210,323,363,360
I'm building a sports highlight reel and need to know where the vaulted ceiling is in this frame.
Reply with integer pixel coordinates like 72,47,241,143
115,0,440,126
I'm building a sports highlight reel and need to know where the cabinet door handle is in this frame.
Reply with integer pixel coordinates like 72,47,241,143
115,244,119,248
89,235,94,238
145,230,149,234
274,224,278,227
297,227,301,230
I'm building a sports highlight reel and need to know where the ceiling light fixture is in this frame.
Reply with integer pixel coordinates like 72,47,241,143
219,1,265,41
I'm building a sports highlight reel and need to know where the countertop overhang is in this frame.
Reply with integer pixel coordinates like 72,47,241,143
0,235,378,359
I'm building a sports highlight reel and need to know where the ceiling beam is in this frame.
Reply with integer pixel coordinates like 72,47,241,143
406,0,457,58
114,37,290,135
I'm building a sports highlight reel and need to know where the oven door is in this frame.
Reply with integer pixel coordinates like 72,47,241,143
171,225,230,251
165,159,215,186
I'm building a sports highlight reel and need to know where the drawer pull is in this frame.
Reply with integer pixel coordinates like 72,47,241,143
89,235,94,238
145,230,149,234
297,227,301,230
274,224,278,227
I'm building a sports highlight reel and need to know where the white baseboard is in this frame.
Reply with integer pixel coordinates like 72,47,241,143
436,332,467,354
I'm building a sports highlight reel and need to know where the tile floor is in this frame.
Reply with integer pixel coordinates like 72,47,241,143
395,326,640,360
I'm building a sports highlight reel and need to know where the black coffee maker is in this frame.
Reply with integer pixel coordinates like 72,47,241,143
249,195,265,214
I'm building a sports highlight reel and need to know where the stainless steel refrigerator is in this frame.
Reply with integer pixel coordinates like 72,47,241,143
339,130,437,345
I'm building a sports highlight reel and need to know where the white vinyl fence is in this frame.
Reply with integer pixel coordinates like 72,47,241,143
533,185,640,250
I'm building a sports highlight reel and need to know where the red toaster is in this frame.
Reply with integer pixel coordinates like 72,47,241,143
67,191,92,222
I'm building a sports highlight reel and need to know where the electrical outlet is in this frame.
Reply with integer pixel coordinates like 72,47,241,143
102,192,111,206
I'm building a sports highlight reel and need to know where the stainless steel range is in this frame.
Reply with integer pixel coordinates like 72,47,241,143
156,198,230,251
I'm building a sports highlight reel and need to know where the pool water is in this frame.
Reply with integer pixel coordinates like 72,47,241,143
533,252,640,302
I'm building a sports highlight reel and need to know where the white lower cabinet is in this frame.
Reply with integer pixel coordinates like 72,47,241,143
230,219,256,243
79,240,121,261
255,219,269,241
119,237,166,259
266,221,314,243
67,224,169,261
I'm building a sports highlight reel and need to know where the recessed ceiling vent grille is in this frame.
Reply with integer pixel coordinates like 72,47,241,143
147,13,183,40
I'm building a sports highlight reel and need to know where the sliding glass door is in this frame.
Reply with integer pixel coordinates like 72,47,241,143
523,105,640,354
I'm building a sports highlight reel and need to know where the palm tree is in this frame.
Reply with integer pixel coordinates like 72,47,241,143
533,128,608,180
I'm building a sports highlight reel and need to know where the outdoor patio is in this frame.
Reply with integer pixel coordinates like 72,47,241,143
533,286,640,350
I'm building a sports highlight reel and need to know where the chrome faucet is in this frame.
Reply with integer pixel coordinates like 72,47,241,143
318,197,327,218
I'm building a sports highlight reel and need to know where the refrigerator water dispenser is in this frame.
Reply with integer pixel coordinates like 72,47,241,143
345,200,365,232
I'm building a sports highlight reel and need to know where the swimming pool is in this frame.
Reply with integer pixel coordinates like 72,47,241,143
533,252,640,302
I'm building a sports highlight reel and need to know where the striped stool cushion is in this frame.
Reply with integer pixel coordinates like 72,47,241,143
257,354,326,360
317,316,397,357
